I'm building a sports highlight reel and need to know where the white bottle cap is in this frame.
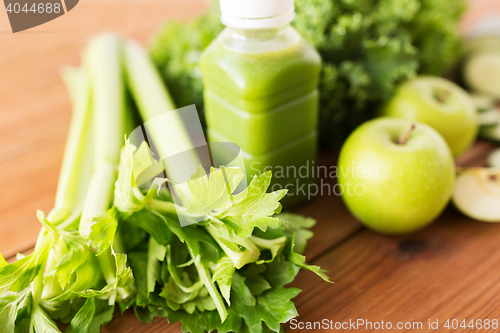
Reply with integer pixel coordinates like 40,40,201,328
220,0,295,29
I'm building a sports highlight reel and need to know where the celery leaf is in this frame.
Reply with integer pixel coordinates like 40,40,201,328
280,213,316,254
114,140,148,214
50,244,87,289
225,273,300,333
185,166,244,217
77,252,134,300
0,239,51,294
288,235,332,283
89,210,118,256
70,297,95,333
32,303,62,333
0,302,16,333
147,237,167,294
211,256,235,305
222,171,286,218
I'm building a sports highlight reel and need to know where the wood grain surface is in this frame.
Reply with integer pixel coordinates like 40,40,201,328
1,1,500,332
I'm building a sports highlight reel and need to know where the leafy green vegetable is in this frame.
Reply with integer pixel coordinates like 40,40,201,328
76,251,134,302
32,302,61,333
70,297,95,333
147,237,167,294
0,238,51,294
288,235,331,283
89,209,119,256
49,243,87,289
80,33,126,240
0,302,16,333
149,0,466,147
279,213,315,254
212,256,234,305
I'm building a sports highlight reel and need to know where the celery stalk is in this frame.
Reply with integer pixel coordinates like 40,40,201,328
80,163,116,238
33,66,99,303
192,252,228,322
80,34,126,239
205,222,260,269
86,34,125,168
49,66,93,223
35,66,92,249
78,35,128,297
122,40,200,205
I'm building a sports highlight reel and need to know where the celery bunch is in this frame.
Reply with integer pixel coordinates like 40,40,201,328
0,34,330,333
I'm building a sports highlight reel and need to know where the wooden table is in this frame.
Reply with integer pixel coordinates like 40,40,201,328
1,1,500,332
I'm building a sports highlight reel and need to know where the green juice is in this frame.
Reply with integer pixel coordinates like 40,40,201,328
200,20,321,206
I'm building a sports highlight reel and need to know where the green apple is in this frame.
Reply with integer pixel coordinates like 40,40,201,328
380,76,478,157
453,168,500,222
338,118,455,234
471,93,498,111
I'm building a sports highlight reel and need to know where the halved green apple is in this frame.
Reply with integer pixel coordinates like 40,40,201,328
471,94,500,138
471,93,497,111
480,122,500,141
453,168,500,222
463,51,500,99
478,108,500,126
488,149,500,167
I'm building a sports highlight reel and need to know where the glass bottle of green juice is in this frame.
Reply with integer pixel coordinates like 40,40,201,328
200,0,321,206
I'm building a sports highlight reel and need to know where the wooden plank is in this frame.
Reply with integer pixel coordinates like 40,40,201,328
456,140,497,168
0,145,61,258
288,206,500,332
284,142,500,332
287,152,362,260
6,247,35,264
